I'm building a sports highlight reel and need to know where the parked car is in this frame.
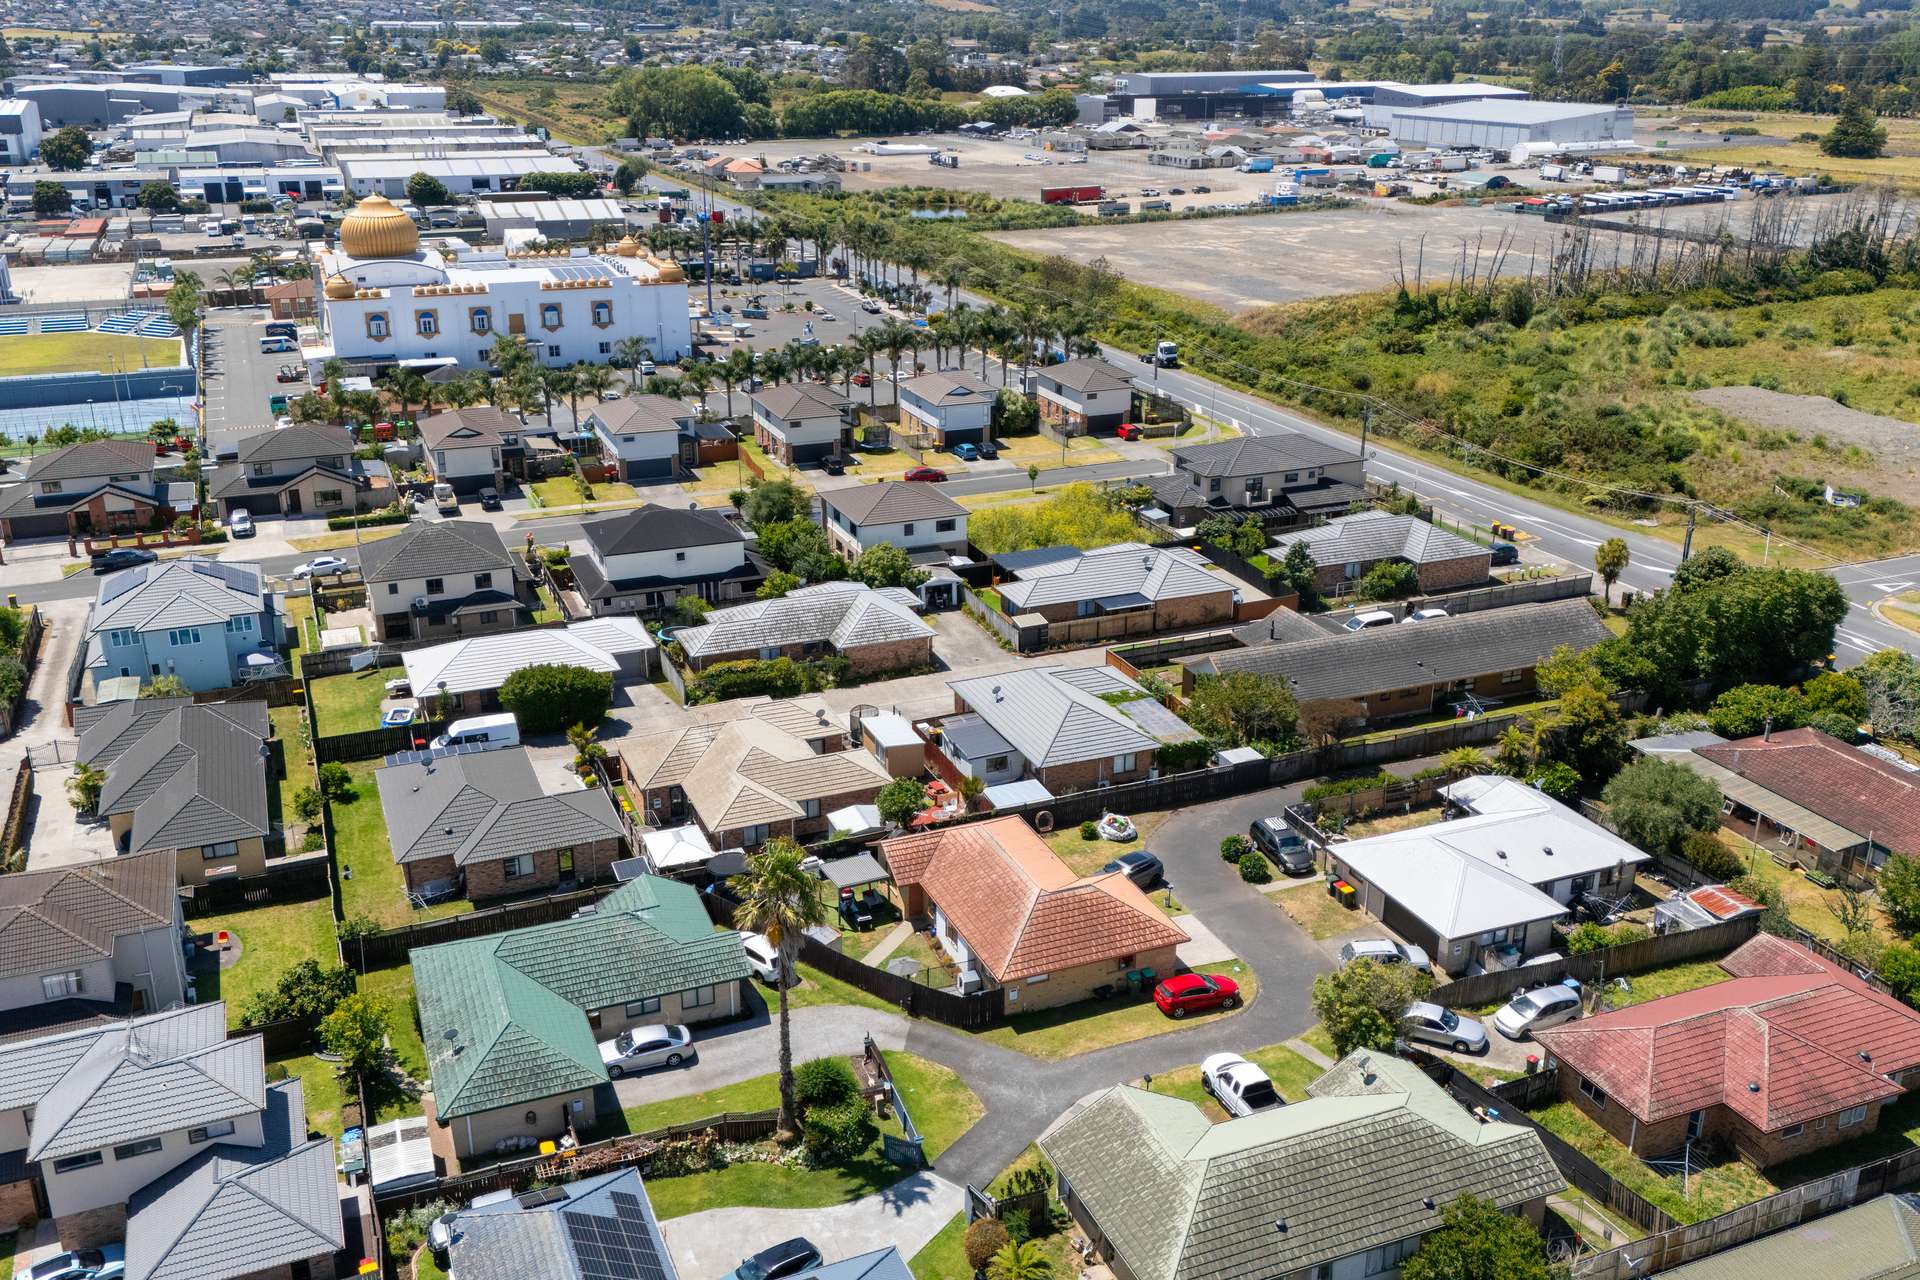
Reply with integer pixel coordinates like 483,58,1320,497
291,555,351,579
1248,817,1314,875
1099,850,1163,888
477,486,501,511
22,1247,125,1280
1493,984,1582,1040
741,931,792,985
1337,938,1433,972
1116,423,1144,440
639,360,657,375
975,440,999,460
90,548,158,574
1402,1001,1489,1054
1201,1052,1282,1116
1192,184,1212,194
950,442,980,462
1154,972,1241,1019
227,510,255,538
820,455,846,476
384,678,412,697
264,321,298,338
1344,609,1397,632
851,371,873,387
1490,541,1520,566
817,311,837,322
861,299,884,314
731,1238,822,1280
904,466,947,482
1403,608,1449,623
598,1023,694,1078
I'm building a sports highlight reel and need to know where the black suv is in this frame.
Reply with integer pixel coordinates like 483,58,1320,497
91,547,158,574
733,1238,821,1280
1249,816,1315,875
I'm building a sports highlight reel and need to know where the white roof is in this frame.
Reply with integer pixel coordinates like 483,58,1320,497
364,1116,435,1193
985,779,1054,808
339,151,564,180
861,712,921,750
1440,775,1648,877
402,619,653,697
1393,99,1623,125
826,804,884,837
641,824,716,871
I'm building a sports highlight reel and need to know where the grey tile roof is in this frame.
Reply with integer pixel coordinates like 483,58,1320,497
1171,433,1360,479
376,747,624,867
590,395,695,435
90,558,270,636
231,423,355,466
0,1003,228,1115
791,1249,913,1280
995,543,1231,612
93,705,271,855
0,848,177,982
450,1169,677,1280
947,666,1159,768
1039,1052,1562,1280
124,1079,344,1280
1230,608,1330,647
1269,510,1488,567
676,581,932,659
1656,1193,1920,1280
751,382,847,422
1036,357,1133,396
419,406,513,448
898,369,995,405
582,504,744,557
25,439,158,482
1185,598,1613,702
208,460,358,502
359,519,520,583
821,480,966,526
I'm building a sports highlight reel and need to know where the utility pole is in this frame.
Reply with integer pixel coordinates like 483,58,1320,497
1680,501,1697,562
1360,406,1371,462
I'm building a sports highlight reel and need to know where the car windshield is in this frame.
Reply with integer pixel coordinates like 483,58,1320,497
1438,1010,1459,1030
1521,991,1558,1012
615,1032,635,1053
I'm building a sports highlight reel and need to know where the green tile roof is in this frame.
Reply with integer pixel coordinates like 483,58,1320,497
412,874,749,1120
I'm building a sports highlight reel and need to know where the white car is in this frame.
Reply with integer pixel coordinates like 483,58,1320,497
227,510,254,538
816,312,837,322
599,1023,694,1078
1344,609,1397,632
1402,608,1449,624
291,556,350,579
1200,1053,1282,1117
1493,984,1583,1040
741,932,791,986
639,360,657,375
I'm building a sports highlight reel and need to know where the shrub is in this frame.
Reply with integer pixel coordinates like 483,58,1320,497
801,1096,876,1163
1220,834,1250,862
793,1056,859,1111
965,1218,1011,1272
1567,921,1650,953
1080,820,1099,841
1238,851,1272,884
1527,761,1581,803
1682,830,1745,881
293,787,323,822
241,958,355,1028
325,504,410,531
1303,772,1395,805
999,1208,1032,1243
385,1201,453,1258
876,777,929,827
317,762,353,801
498,663,614,734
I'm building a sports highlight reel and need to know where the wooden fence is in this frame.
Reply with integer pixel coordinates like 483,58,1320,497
0,605,43,740
313,718,448,764
1314,571,1596,629
2,753,30,860
1106,627,1244,676
181,850,334,910
1426,916,1762,1009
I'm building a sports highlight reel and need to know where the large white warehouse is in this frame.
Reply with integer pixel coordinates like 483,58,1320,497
1388,100,1634,152
337,151,567,196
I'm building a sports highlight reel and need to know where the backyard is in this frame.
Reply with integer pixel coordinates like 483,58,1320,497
1528,1099,1777,1224
187,893,340,1030
309,669,390,737
360,963,430,1124
910,1145,1078,1280
1044,809,1172,876
330,760,469,927
269,703,314,843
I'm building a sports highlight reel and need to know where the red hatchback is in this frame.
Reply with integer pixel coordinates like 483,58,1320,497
1154,972,1241,1019
905,466,948,482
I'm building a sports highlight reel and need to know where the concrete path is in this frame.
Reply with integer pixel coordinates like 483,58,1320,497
1174,912,1234,967
1286,1038,1337,1070
862,921,916,968
661,1171,961,1280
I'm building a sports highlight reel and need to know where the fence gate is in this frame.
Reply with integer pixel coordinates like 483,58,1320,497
26,740,75,768
963,1184,996,1223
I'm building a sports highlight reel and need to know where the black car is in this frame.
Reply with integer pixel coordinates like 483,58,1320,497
820,455,846,476
1249,817,1315,875
1490,541,1520,566
733,1237,821,1280
975,440,999,460
91,547,158,574
1100,850,1164,888
263,321,297,338
477,486,502,511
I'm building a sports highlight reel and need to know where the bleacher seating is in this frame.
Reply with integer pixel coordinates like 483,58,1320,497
36,312,87,333
0,316,29,336
134,314,179,338
96,312,141,335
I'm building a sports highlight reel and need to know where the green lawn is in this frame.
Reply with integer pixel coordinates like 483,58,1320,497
624,1073,781,1135
331,761,465,927
286,596,318,673
309,669,389,737
411,1247,450,1280
1529,1100,1776,1223
534,583,564,625
192,895,340,1029
1299,1024,1338,1061
1043,810,1173,877
1149,1041,1328,1118
0,331,180,376
274,1052,353,1138
975,961,1256,1060
359,964,428,1124
1608,959,1732,1009
784,963,906,1017
269,704,314,838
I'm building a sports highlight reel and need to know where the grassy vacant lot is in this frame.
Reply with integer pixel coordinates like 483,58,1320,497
0,332,180,376
462,77,611,144
309,669,388,737
1276,881,1362,940
976,960,1255,1060
1150,1041,1328,1117
1529,1099,1776,1223
191,895,339,1029
331,761,467,928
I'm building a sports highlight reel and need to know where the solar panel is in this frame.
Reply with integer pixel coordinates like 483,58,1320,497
563,1192,672,1280
516,1185,569,1209
98,564,149,603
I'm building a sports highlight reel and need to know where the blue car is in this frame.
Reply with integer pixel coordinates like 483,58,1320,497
951,443,979,462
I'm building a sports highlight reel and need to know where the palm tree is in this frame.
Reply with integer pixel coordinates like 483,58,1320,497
680,361,714,411
719,347,754,419
544,364,580,432
613,336,652,390
857,328,887,416
878,320,914,387
1441,746,1490,781
939,264,967,314
576,362,617,410
728,838,827,1140
835,345,863,398
986,1241,1054,1280
757,347,790,390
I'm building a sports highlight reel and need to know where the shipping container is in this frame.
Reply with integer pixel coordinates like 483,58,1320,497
1039,184,1104,205
1239,157,1274,173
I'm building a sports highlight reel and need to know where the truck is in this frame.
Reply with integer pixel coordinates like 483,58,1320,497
1366,153,1397,168
1592,165,1626,184
433,482,458,514
1238,156,1275,174
1039,184,1104,205
1096,200,1130,217
1138,198,1172,212
1435,154,1468,172
1139,339,1179,368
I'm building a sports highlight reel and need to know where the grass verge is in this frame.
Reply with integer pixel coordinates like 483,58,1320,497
974,960,1255,1060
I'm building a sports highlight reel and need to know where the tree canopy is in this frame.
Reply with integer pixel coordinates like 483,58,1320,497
1185,672,1299,751
39,125,90,171
498,663,614,735
1601,756,1723,858
1400,1194,1551,1280
1310,959,1433,1057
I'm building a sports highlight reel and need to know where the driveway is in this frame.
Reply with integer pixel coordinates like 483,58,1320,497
661,1171,961,1280
928,611,1010,672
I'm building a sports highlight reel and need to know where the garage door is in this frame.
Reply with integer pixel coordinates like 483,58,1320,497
1378,894,1441,960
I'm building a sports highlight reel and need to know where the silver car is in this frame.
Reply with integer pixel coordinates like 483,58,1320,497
1402,1001,1489,1054
599,1023,694,1078
1493,984,1582,1040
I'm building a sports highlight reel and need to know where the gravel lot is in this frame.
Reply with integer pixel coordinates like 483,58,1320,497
1692,385,1920,491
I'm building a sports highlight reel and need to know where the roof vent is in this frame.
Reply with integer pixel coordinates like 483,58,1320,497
991,685,1003,702
1543,846,1553,857
1496,850,1507,859
1273,1221,1288,1235
1422,1197,1436,1211
1748,1081,1761,1093
1861,1050,1874,1063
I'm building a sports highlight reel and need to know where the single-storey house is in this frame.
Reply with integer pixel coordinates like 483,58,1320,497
1653,1193,1920,1280
939,665,1173,792
878,817,1187,1011
673,581,934,678
571,504,765,619
749,382,849,466
1268,509,1491,597
1031,357,1133,436
401,617,657,715
895,370,995,447
446,1168,679,1280
992,542,1236,633
587,395,695,483
90,701,273,886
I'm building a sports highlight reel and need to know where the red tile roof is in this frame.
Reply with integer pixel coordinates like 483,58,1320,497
878,817,1187,983
1698,728,1920,855
1535,936,1920,1131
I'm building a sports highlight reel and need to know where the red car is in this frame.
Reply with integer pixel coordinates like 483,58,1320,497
1154,972,1241,1019
851,372,873,387
904,466,947,482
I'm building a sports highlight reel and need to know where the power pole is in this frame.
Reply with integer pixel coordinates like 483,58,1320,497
1680,501,1697,562
1360,405,1371,461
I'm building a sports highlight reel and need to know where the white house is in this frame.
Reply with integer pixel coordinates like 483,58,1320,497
896,370,994,447
86,559,284,697
819,481,968,559
1032,356,1134,435
572,504,763,618
749,382,849,465
588,395,694,482
418,406,509,495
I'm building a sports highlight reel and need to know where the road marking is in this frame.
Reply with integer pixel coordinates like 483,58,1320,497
1873,581,1915,594
1838,629,1882,655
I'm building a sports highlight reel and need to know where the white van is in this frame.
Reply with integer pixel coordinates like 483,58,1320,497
431,713,520,754
1343,609,1396,632
259,336,296,354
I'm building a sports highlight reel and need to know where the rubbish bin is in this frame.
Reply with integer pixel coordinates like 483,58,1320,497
1333,881,1357,910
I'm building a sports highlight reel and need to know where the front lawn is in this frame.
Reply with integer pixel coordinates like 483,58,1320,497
309,670,390,737
1275,883,1362,940
975,960,1256,1060
884,1051,983,1159
191,894,340,1029
783,963,905,1016
623,1072,781,1135
1149,1041,1328,1118
1608,959,1732,1009
1529,1100,1776,1223
331,761,468,928
1044,809,1173,877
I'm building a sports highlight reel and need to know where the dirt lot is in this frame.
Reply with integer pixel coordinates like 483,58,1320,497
1693,385,1920,469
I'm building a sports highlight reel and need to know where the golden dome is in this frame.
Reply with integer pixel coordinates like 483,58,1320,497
324,274,356,300
614,235,640,258
338,194,419,259
645,254,685,284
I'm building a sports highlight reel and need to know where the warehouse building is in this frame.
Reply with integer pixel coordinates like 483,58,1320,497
337,151,567,197
1362,82,1530,129
0,99,42,165
14,81,231,126
1388,100,1634,152
1104,68,1314,122
479,198,633,241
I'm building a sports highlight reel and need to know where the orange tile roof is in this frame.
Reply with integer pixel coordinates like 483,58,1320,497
878,817,1187,983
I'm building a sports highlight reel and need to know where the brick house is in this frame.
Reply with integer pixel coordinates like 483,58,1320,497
991,543,1236,633
878,817,1187,1012
673,580,934,678
939,665,1167,793
263,279,317,321
1268,510,1490,596
749,382,849,466
0,439,192,541
1536,934,1920,1170
376,746,625,903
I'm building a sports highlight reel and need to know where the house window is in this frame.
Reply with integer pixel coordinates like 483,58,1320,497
1208,478,1222,493
1363,1239,1418,1276
935,519,956,533
1477,926,1510,945
1779,1123,1805,1139
316,489,342,505
741,824,771,846
1285,472,1299,483
986,754,1010,773
1840,1105,1869,1128
388,583,399,595
592,301,611,325
1502,669,1524,684
41,971,83,1000
433,452,448,472
366,312,389,339
416,310,439,336
674,551,686,562
478,611,499,625
541,303,562,329
52,1153,102,1173
107,629,136,647
203,840,239,862
189,1120,236,1144
113,1137,163,1160
625,997,661,1017
801,798,820,818
475,572,493,590
224,617,254,633
1579,1077,1608,1109
39,480,61,494
547,344,562,359
903,523,916,536
252,462,274,477
470,308,493,335
502,855,533,879
167,627,201,646
599,341,612,354
683,985,716,1010
1114,753,1137,774
425,578,444,595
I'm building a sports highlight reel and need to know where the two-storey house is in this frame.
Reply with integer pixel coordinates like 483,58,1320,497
571,504,764,618
750,382,849,466
1144,433,1366,528
1031,357,1134,436
588,395,695,483
819,481,968,560
0,439,193,541
360,519,534,642
209,422,381,518
418,406,508,496
896,370,994,448
84,558,285,697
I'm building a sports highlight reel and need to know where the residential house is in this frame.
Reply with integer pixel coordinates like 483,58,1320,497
376,746,626,903
1143,433,1365,528
1031,357,1134,435
446,1168,679,1280
749,382,849,466
1535,934,1920,1170
84,558,284,697
1040,1050,1562,1280
939,665,1167,792
786,1249,913,1280
0,849,186,1036
89,701,273,886
1179,597,1614,724
618,700,890,851
0,1002,345,1268
674,581,934,678
209,422,380,518
571,504,765,619
1325,776,1648,975
587,395,695,483
878,817,1188,1011
418,406,508,495
991,543,1237,633
820,481,969,560
1653,1193,1920,1280
0,439,193,541
262,278,316,321
412,873,751,1161
895,370,995,448
1269,510,1491,597
402,618,656,715
360,519,535,642
1633,727,1920,885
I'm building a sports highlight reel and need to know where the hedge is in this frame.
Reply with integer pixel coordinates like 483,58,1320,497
1303,772,1397,805
327,506,411,531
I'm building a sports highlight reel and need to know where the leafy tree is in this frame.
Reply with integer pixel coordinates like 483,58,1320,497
612,158,648,194
1802,670,1868,724
1859,649,1920,741
675,596,711,626
1277,541,1318,603
1880,940,1920,1002
242,958,355,1027
137,181,178,211
1729,872,1794,936
522,171,599,197
1601,757,1722,858
1878,853,1920,936
320,994,390,1079
67,761,106,813
404,172,450,206
1707,683,1806,739
876,777,929,826
318,762,354,800
1534,643,1615,698
1442,746,1490,780
1311,958,1432,1057
1593,539,1631,606
728,838,828,1138
140,674,190,698
39,125,91,171
610,65,756,142
31,180,70,217
1527,761,1582,803
293,787,323,822
965,1220,1012,1273
1623,567,1845,702
741,479,808,528
755,518,844,579
0,655,21,708
1355,559,1419,601
498,663,614,734
1821,98,1888,158
853,542,929,590
1669,546,1743,594
1185,672,1298,750
757,570,802,600
1682,830,1745,880
995,388,1037,434
1537,684,1626,781
1400,1193,1550,1280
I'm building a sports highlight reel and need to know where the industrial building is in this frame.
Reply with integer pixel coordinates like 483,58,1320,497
0,99,42,165
337,151,567,197
12,81,233,127
479,198,633,241
1362,82,1531,129
1100,68,1314,122
1387,100,1635,152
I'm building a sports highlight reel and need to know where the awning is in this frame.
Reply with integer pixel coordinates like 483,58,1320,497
1094,592,1151,612
826,804,885,839
985,779,1054,809
642,824,716,871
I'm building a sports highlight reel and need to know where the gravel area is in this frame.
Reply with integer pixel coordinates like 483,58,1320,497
1691,385,1920,466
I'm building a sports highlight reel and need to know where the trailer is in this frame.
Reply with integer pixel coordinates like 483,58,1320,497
1238,156,1275,173
1096,200,1129,216
1138,198,1172,212
1039,184,1104,205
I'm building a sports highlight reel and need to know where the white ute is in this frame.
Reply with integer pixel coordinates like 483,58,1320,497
1200,1052,1282,1117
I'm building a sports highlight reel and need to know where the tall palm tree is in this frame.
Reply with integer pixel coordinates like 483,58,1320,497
939,264,967,314
613,336,651,389
758,347,790,390
836,345,863,398
719,347,754,419
680,361,714,411
728,838,825,1140
576,362,617,410
878,320,914,387
544,365,580,432
857,328,887,416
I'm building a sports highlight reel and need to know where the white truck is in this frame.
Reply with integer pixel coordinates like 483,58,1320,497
432,482,458,514
1201,1053,1282,1117
1139,338,1179,368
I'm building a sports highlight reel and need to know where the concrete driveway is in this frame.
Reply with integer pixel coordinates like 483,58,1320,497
661,1171,961,1280
928,611,1011,672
